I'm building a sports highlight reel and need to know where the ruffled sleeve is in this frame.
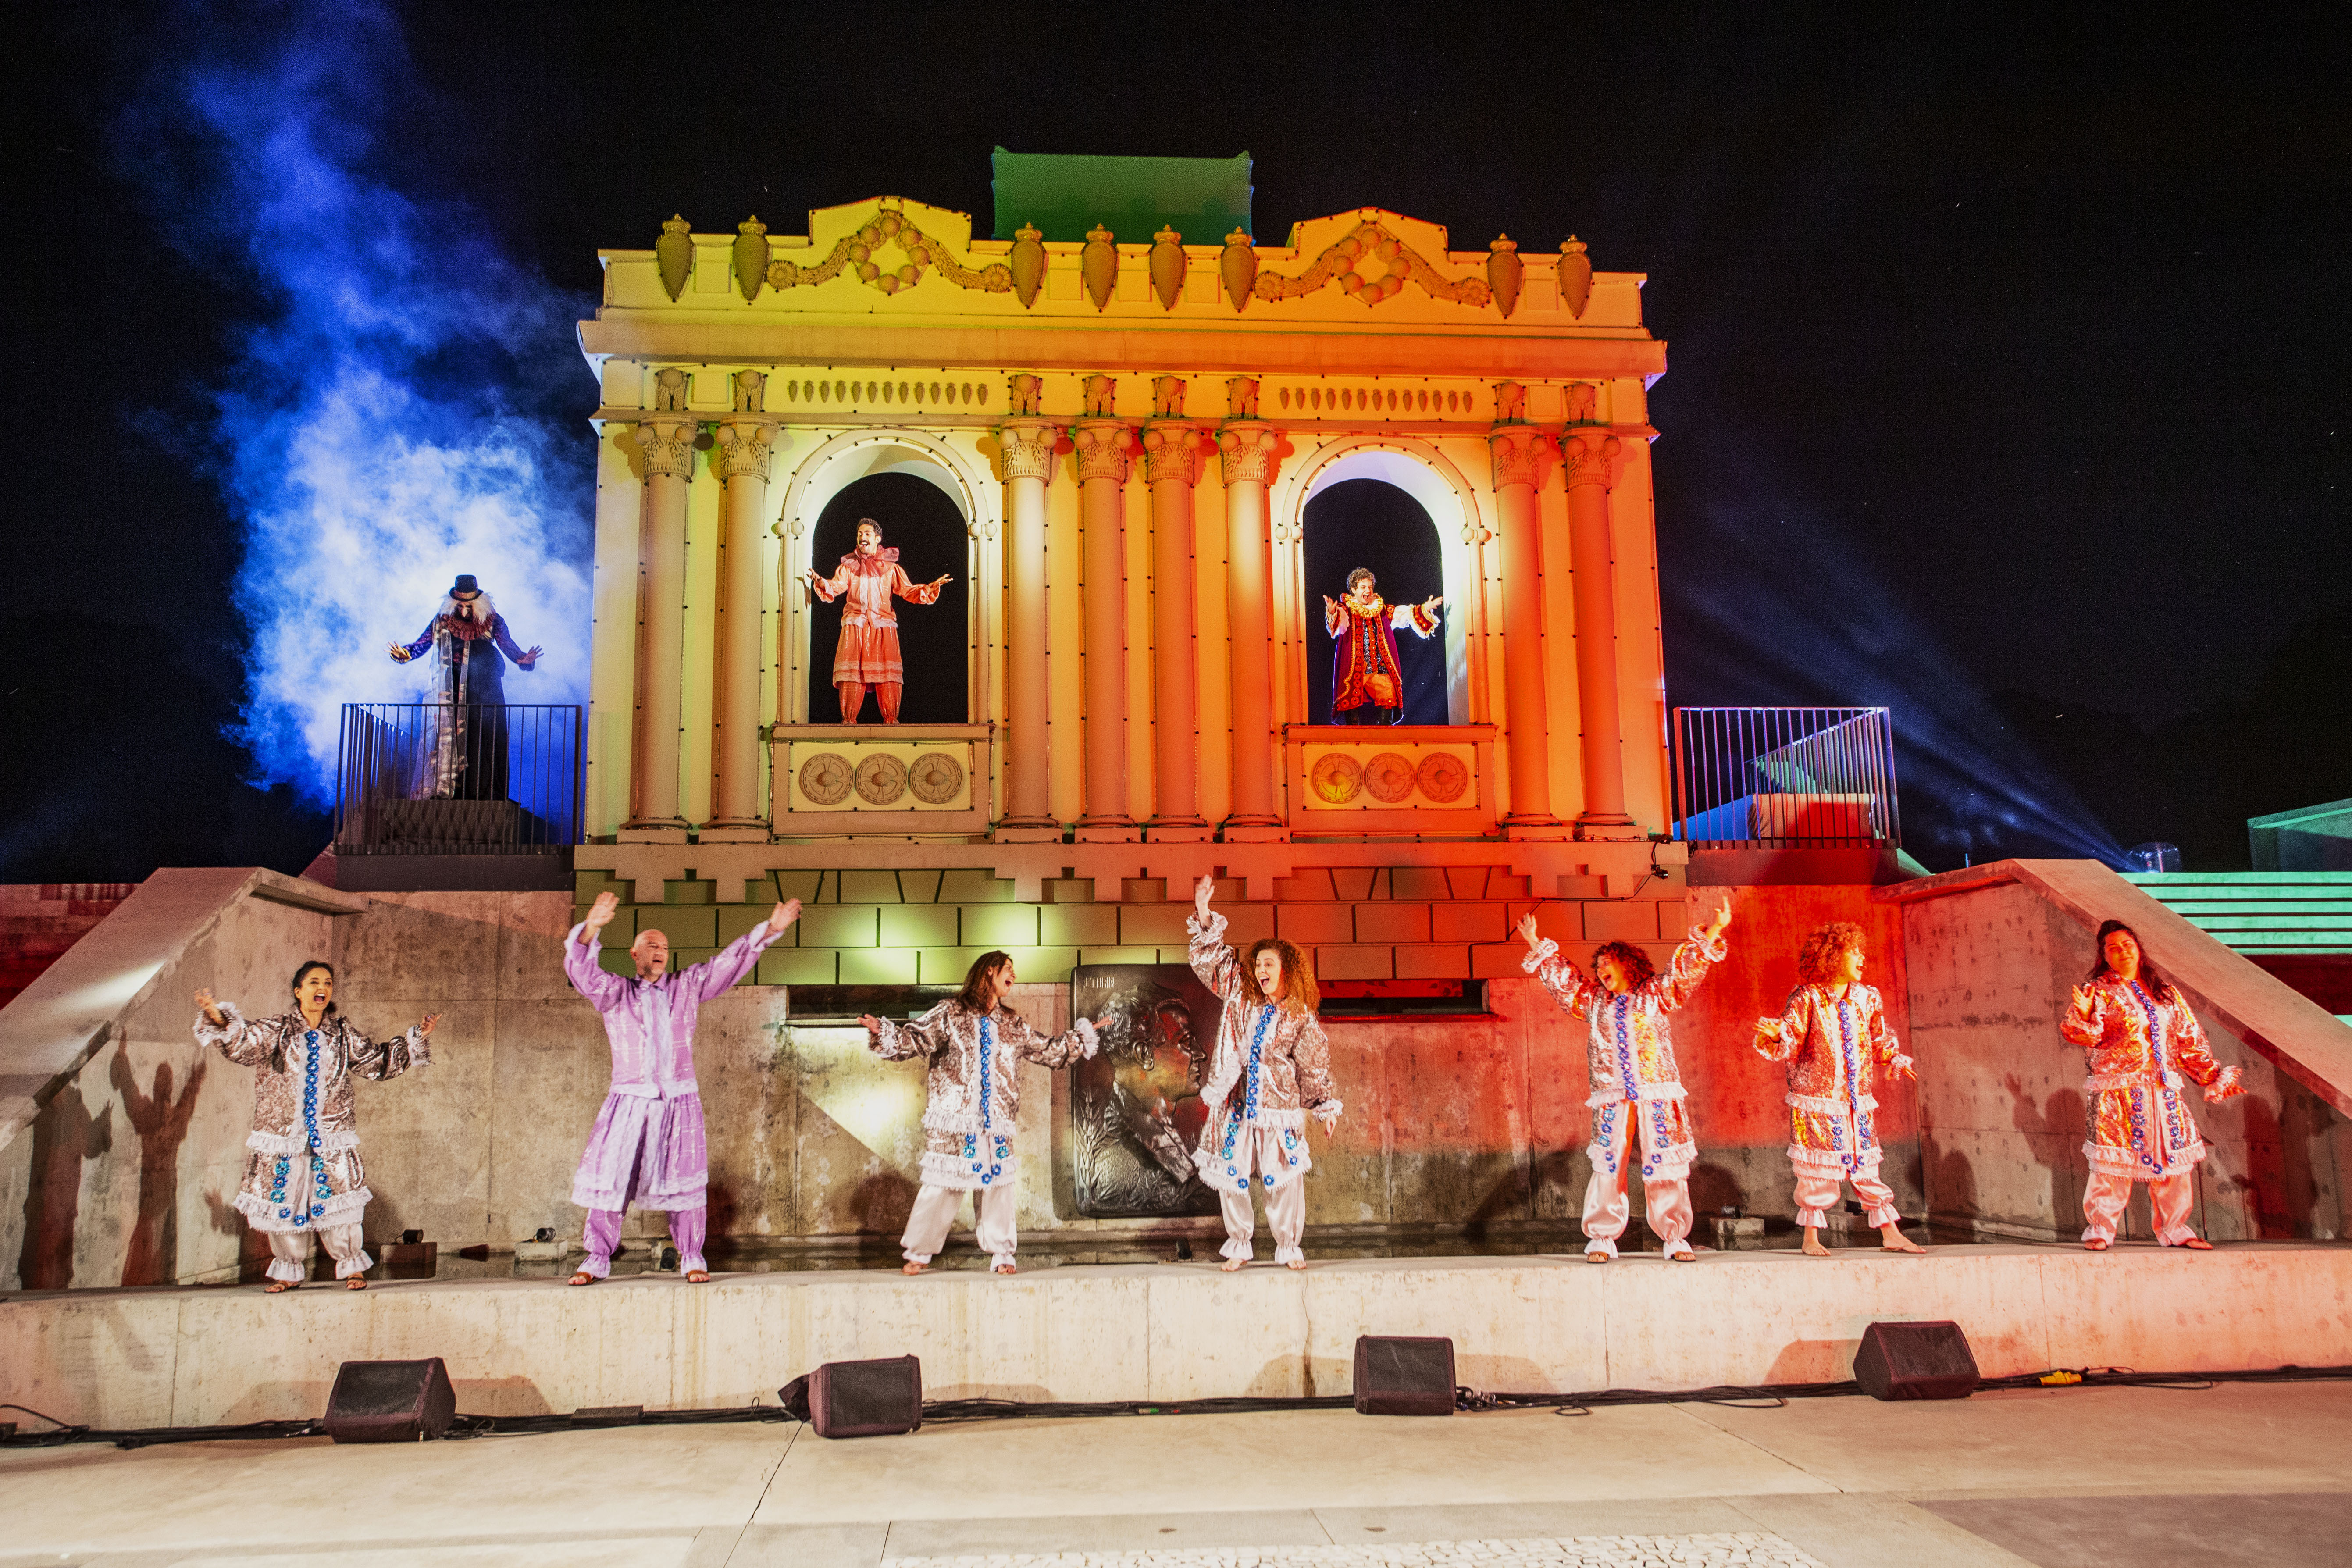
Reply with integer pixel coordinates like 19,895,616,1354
872,1000,952,1062
196,1002,274,1066
1754,987,1810,1063
1522,937,1598,1020
1188,909,1248,1004
1656,925,1728,1012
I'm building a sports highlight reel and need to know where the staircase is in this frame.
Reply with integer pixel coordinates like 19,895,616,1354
2122,871,2352,1019
0,884,139,1011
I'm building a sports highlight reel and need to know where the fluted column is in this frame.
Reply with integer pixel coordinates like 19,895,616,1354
706,409,778,833
1217,408,1286,841
993,417,1061,838
624,416,697,834
1489,417,1563,836
1142,410,1210,840
1563,428,1635,835
1072,418,1139,841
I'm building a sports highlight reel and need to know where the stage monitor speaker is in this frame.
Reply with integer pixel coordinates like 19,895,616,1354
1353,1335,1456,1416
780,1354,923,1438
1854,1320,1979,1401
323,1358,456,1443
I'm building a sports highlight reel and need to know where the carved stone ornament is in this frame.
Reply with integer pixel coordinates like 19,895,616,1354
1487,425,1557,492
998,420,1062,482
653,367,690,413
733,218,770,303
1081,224,1118,311
1363,753,1417,804
1148,225,1186,310
1310,752,1365,805
764,205,1013,299
1226,375,1260,420
656,215,694,302
634,418,700,481
1006,373,1044,417
1141,423,1204,487
798,753,854,806
1415,752,1470,804
1492,380,1529,424
854,753,909,805
1253,221,1491,310
1487,235,1523,320
1220,230,1258,312
1563,383,1599,425
731,369,766,413
908,751,966,805
1071,421,1134,485
1009,223,1047,308
1558,236,1593,320
1216,423,1280,487
1562,430,1626,492
1152,375,1187,418
1082,374,1119,417
712,420,777,483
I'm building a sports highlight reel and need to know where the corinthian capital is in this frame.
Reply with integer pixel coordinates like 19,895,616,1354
1487,425,1557,491
711,419,778,483
1070,420,1134,485
1216,422,1283,486
1561,429,1626,491
998,418,1062,483
633,417,699,481
1140,421,1205,487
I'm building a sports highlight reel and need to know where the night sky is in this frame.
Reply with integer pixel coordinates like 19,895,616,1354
11,2,2347,882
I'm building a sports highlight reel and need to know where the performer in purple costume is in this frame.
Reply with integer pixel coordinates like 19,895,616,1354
563,889,800,1284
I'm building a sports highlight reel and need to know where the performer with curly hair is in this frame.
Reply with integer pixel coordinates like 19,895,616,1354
193,964,438,1292
2061,920,2243,1251
1518,895,1732,1262
1753,922,1926,1257
1187,874,1344,1269
805,518,951,724
862,951,1102,1275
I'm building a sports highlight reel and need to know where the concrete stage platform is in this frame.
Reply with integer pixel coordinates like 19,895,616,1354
7,1240,2350,1430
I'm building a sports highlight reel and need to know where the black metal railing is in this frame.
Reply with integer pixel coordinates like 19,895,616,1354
334,703,583,855
1671,706,1901,847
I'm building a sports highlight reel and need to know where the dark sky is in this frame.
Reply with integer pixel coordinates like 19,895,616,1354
10,1,2348,880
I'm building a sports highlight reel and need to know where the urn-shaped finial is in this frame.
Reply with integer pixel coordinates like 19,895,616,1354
1487,235,1522,320
1149,225,1185,310
1009,222,1046,309
1081,224,1118,312
656,214,694,301
1557,235,1593,319
1219,229,1258,313
733,217,770,303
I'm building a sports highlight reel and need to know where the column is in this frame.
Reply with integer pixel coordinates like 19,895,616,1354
705,414,777,833
1072,419,1138,841
1142,413,1209,840
1563,428,1635,835
624,416,696,834
993,418,1061,838
1489,417,1563,836
1217,412,1286,841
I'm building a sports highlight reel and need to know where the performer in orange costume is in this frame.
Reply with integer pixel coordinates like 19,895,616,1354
2060,919,2243,1251
1322,568,1441,725
1753,922,1927,1258
805,518,950,723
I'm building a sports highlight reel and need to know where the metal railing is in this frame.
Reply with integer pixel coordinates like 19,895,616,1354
334,703,583,855
1671,707,1901,847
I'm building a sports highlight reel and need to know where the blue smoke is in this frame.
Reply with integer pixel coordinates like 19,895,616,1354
1664,450,2128,870
135,0,593,805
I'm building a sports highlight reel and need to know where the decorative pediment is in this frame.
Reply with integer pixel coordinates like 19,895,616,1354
1252,216,1490,310
766,203,1012,299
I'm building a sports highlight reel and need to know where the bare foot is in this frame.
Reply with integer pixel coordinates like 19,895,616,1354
1286,1259,1306,1270
1585,1251,1610,1264
264,1280,300,1293
2083,1238,2111,1251
1220,1258,1245,1272
685,1269,710,1283
568,1271,598,1286
1801,1230,1831,1258
1879,1225,1927,1254
346,1276,370,1290
902,1261,927,1275
1668,1246,1697,1262
992,1262,1017,1275
2175,1237,2213,1251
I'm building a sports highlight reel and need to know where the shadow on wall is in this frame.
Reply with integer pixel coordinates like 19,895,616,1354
17,1080,111,1290
113,1052,207,1287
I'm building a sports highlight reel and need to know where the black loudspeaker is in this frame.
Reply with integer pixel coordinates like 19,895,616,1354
780,1355,923,1438
1353,1335,1456,1416
1854,1320,1980,1401
323,1358,457,1442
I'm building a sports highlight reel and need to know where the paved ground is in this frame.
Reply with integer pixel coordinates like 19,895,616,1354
3,1383,2347,1566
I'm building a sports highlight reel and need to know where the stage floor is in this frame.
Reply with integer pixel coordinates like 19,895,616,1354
6,1239,2348,1436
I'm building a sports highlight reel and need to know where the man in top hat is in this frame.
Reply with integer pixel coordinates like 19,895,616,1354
390,574,544,798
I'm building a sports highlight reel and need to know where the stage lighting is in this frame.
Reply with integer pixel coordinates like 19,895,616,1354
2127,842,2181,873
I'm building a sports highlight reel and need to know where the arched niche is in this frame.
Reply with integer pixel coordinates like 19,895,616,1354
1289,443,1479,724
804,474,970,723
773,429,997,726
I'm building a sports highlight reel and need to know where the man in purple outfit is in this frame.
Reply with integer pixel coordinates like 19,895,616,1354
563,888,801,1284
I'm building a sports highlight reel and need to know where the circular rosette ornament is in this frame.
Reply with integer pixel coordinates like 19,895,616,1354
854,753,909,805
1362,752,1416,803
908,751,966,805
797,752,853,806
1335,229,1410,306
1415,752,1470,804
1309,752,1365,805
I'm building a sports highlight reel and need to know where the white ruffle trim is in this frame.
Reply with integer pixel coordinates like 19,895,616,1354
2083,1140,2206,1179
237,1186,371,1233
1786,1091,1877,1116
1586,1083,1688,1109
1786,1145,1882,1176
246,1129,360,1156
1521,937,1561,974
919,1148,1022,1191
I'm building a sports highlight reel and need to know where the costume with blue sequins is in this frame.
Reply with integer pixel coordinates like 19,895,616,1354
193,1005,430,1234
2061,972,2240,1180
871,1000,1095,1191
1753,982,1909,1176
1186,909,1342,1194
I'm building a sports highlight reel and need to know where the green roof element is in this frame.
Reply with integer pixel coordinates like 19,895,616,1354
990,148,1252,244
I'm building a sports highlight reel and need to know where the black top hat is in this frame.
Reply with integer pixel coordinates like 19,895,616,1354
450,574,482,597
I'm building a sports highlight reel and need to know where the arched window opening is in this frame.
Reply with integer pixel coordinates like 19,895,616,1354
1300,478,1451,726
804,471,969,723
